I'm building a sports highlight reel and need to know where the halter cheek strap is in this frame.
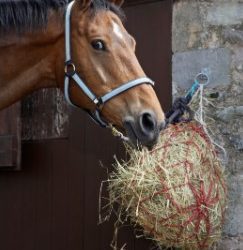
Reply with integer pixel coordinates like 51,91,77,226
64,1,155,127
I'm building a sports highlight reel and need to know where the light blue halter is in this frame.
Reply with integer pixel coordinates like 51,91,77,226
64,1,155,127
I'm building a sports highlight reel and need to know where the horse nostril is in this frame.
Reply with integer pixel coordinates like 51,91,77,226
124,113,160,148
139,112,156,135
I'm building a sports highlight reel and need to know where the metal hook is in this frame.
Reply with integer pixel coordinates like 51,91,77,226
194,72,210,86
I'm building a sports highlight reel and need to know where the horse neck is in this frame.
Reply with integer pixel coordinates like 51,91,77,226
0,10,65,110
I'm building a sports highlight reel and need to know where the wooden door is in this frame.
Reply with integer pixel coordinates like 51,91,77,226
0,103,21,170
0,1,172,249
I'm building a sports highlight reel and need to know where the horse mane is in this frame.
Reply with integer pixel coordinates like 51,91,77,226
0,0,124,35
0,0,68,34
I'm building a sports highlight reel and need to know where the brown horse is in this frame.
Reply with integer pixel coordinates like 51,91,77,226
0,0,165,148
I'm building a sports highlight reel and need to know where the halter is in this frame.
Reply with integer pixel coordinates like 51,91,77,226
64,1,155,127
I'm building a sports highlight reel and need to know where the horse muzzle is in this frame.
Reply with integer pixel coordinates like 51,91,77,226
123,111,165,149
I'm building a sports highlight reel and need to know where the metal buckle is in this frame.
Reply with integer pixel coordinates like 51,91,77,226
64,61,76,77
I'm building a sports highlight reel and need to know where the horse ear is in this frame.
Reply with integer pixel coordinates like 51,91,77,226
109,0,124,7
80,0,92,11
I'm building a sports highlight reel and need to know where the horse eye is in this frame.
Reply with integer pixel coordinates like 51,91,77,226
91,40,106,51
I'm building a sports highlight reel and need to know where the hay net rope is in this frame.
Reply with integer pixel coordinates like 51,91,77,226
189,81,228,165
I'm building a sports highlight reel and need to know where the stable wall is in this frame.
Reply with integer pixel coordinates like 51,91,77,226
172,0,243,248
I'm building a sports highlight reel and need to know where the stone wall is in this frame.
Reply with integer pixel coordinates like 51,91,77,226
172,0,243,249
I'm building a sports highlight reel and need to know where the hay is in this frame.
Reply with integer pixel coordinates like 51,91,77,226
107,121,227,250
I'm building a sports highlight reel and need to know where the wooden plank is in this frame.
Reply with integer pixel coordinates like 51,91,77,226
21,89,70,140
83,129,102,250
0,170,23,250
18,142,40,250
34,142,53,250
66,109,86,250
0,136,14,166
125,0,172,112
0,102,21,169
51,140,69,250
0,141,40,250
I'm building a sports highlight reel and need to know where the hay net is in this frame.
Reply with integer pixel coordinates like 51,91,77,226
101,122,227,250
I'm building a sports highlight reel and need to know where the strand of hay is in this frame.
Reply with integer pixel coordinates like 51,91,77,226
105,121,227,250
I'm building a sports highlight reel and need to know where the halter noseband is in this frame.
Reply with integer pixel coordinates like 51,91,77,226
64,1,155,127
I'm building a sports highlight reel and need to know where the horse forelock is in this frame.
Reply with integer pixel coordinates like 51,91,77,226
0,0,124,35
89,0,125,21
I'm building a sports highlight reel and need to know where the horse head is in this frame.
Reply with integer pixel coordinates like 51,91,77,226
58,0,165,148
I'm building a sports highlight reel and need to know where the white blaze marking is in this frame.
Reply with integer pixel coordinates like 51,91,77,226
112,21,124,40
96,66,107,83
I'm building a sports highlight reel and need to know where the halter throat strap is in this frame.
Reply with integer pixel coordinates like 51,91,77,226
64,1,155,127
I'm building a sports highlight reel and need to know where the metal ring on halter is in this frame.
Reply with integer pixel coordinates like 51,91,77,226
64,61,76,77
195,72,210,86
93,97,104,109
